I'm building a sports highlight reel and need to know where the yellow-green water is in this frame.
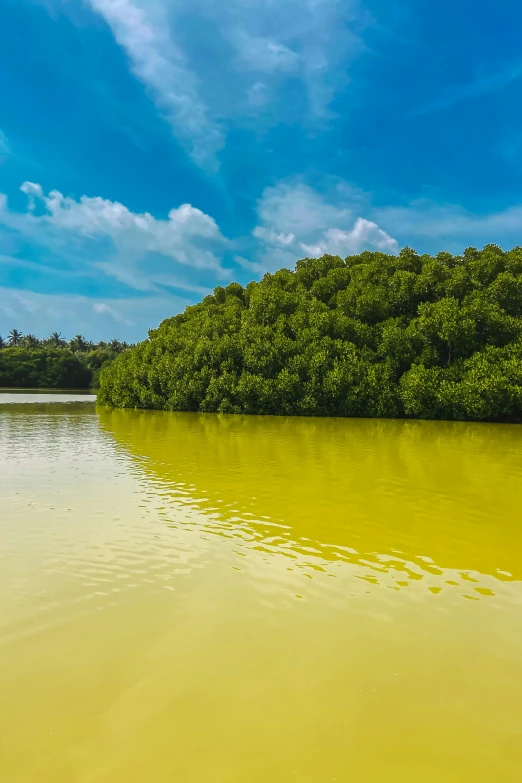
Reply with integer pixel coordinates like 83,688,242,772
1,394,522,782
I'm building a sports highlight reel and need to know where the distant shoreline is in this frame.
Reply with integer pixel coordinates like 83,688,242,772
0,387,95,393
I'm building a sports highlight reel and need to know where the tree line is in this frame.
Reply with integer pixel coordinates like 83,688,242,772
0,331,131,389
99,244,522,422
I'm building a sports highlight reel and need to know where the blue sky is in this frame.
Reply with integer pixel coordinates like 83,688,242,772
1,0,522,341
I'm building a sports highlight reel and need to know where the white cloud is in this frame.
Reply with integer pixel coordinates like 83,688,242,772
300,220,398,257
21,183,222,249
20,182,43,197
253,179,522,270
257,182,354,237
252,180,398,270
20,181,44,211
86,0,224,169
0,182,229,293
0,287,190,342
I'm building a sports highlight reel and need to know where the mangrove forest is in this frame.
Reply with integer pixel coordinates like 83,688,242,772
98,245,522,421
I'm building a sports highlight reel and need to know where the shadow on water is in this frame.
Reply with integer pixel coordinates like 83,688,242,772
97,408,522,588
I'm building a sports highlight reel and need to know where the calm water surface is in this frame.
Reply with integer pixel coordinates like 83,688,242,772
1,392,522,781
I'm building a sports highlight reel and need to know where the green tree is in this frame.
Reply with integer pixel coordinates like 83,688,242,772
69,334,88,352
108,339,122,352
95,245,522,423
0,331,130,389
47,331,66,348
0,348,92,389
20,334,41,348
8,329,23,346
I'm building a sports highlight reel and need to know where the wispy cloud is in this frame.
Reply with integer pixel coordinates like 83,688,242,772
83,0,367,162
221,0,366,120
411,61,522,116
231,33,300,73
0,129,9,157
374,198,522,247
0,286,190,341
86,0,224,169
93,301,133,325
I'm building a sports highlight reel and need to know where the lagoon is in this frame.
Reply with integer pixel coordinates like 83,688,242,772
1,392,522,781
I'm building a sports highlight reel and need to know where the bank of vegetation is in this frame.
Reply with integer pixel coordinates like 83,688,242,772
0,332,130,389
98,245,522,421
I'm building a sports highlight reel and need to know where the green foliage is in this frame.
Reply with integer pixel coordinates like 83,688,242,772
8,329,23,346
0,348,92,389
99,245,522,422
0,334,131,389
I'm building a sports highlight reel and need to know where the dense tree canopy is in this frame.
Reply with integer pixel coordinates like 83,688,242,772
98,245,522,422
0,348,92,389
0,333,130,389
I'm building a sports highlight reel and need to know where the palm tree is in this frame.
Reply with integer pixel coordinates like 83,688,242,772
48,331,65,347
0,335,5,349
109,339,124,353
21,334,40,348
69,334,88,352
8,329,23,346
